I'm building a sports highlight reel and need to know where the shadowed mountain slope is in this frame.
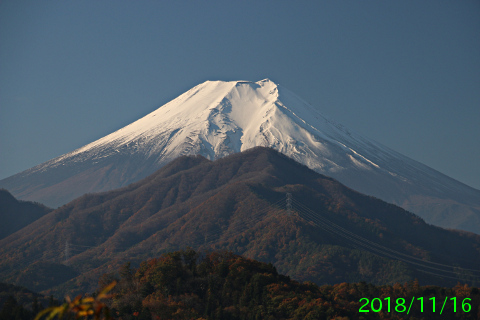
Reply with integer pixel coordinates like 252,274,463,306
0,147,479,298
0,189,52,240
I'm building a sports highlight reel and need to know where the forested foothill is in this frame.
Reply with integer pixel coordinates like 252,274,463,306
0,189,51,240
2,249,479,319
1,148,479,301
55,249,480,319
0,282,55,320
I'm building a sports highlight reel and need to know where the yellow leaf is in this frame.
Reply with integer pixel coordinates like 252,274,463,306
34,307,56,320
81,297,95,304
97,281,117,299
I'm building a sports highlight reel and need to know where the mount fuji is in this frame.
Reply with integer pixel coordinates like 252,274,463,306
1,79,479,233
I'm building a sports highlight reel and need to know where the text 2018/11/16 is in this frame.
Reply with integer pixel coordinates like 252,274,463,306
359,296,473,314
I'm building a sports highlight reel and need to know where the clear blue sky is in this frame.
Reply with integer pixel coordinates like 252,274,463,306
1,1,479,189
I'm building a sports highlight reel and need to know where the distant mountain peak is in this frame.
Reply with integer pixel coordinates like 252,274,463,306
1,79,479,234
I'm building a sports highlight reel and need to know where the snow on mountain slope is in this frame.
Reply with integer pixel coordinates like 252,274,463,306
1,79,479,233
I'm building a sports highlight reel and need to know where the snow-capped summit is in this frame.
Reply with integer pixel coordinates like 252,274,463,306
1,79,479,233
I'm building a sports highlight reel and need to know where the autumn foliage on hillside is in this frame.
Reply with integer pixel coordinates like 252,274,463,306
2,148,480,299
97,249,480,320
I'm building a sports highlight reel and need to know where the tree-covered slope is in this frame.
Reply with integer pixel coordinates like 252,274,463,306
0,147,479,298
0,189,51,240
97,249,480,320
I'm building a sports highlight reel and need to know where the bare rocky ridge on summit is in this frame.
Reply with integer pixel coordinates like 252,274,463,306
0,79,479,233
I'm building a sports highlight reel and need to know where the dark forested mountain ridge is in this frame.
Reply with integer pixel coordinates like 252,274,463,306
99,249,480,320
0,282,52,319
0,147,479,298
0,189,51,240
1,79,479,235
